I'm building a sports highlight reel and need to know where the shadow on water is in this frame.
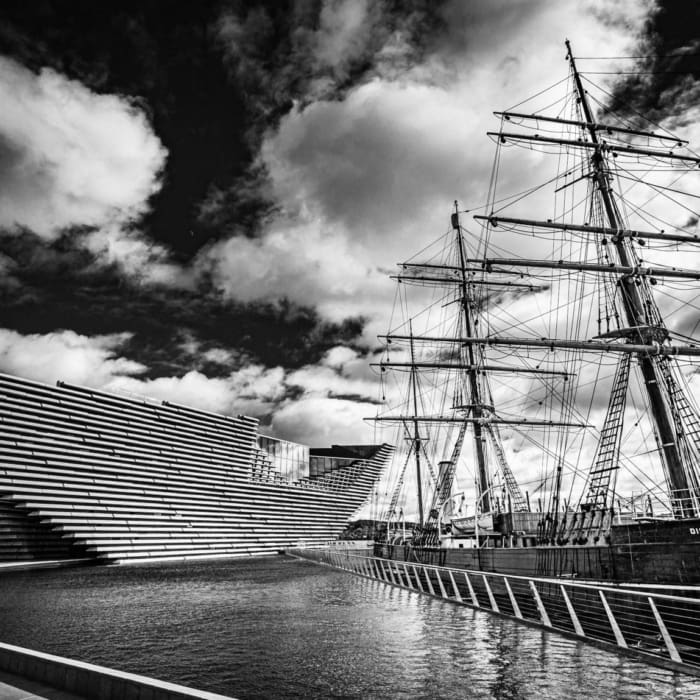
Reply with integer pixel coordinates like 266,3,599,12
1,556,699,699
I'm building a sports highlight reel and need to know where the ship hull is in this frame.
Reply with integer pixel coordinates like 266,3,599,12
375,534,700,586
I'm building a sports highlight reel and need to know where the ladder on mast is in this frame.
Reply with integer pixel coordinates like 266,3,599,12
582,354,631,509
486,423,528,511
567,39,699,517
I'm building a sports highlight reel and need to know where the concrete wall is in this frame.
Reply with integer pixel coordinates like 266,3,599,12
0,642,235,700
0,496,86,563
0,372,392,564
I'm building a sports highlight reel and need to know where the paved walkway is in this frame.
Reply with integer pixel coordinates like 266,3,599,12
0,670,84,700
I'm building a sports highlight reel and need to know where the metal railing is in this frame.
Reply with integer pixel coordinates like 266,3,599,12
289,547,700,676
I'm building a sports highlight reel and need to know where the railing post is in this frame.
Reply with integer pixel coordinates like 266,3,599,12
648,597,681,663
599,590,627,649
448,570,462,602
412,565,425,592
503,577,522,619
403,564,414,590
529,580,551,627
560,585,584,637
301,547,700,674
464,572,479,607
482,575,499,613
435,569,449,599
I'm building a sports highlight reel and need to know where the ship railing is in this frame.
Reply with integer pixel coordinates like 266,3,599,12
292,540,372,550
621,488,700,520
669,487,700,519
288,547,700,676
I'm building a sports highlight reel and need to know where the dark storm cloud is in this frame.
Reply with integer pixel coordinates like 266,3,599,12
0,0,449,255
0,230,365,376
0,0,669,447
216,0,445,109
604,1,700,123
0,0,256,254
203,0,449,233
0,0,450,364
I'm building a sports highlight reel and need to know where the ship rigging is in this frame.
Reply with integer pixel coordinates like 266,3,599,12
371,41,700,583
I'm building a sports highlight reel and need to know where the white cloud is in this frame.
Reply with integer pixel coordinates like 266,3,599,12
198,0,650,331
314,0,373,74
195,212,390,320
0,328,387,447
8,0,687,474
83,225,194,288
106,365,287,417
202,347,237,365
0,56,191,289
287,362,375,400
322,345,360,369
0,56,166,238
270,396,378,447
0,328,145,387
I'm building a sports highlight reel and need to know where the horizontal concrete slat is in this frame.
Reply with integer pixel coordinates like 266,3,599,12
0,372,392,564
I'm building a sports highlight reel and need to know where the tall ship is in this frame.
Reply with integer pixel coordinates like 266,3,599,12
373,41,700,585
0,372,392,565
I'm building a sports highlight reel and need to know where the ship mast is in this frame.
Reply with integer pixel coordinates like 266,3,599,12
566,39,695,516
376,40,700,536
408,323,425,528
452,202,491,514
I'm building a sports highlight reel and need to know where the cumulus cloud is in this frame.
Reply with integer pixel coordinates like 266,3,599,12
0,325,287,422
195,212,390,321
83,225,194,288
261,80,481,241
0,56,166,238
8,0,692,472
0,328,145,386
107,352,387,444
313,0,376,76
287,345,378,400
0,328,387,446
106,365,287,418
0,55,191,290
198,0,650,333
215,0,431,112
270,396,378,447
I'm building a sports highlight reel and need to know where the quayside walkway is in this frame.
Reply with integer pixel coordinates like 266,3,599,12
289,545,700,678
0,668,84,699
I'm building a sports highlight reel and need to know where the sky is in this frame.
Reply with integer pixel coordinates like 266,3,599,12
0,0,698,455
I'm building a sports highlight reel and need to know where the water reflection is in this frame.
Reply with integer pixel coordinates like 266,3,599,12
0,557,698,699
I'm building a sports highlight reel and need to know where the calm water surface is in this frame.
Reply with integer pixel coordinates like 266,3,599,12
0,556,699,699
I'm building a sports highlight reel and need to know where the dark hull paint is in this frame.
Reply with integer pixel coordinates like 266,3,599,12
377,516,700,585
376,538,700,585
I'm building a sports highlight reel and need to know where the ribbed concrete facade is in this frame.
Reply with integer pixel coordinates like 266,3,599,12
0,373,392,564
